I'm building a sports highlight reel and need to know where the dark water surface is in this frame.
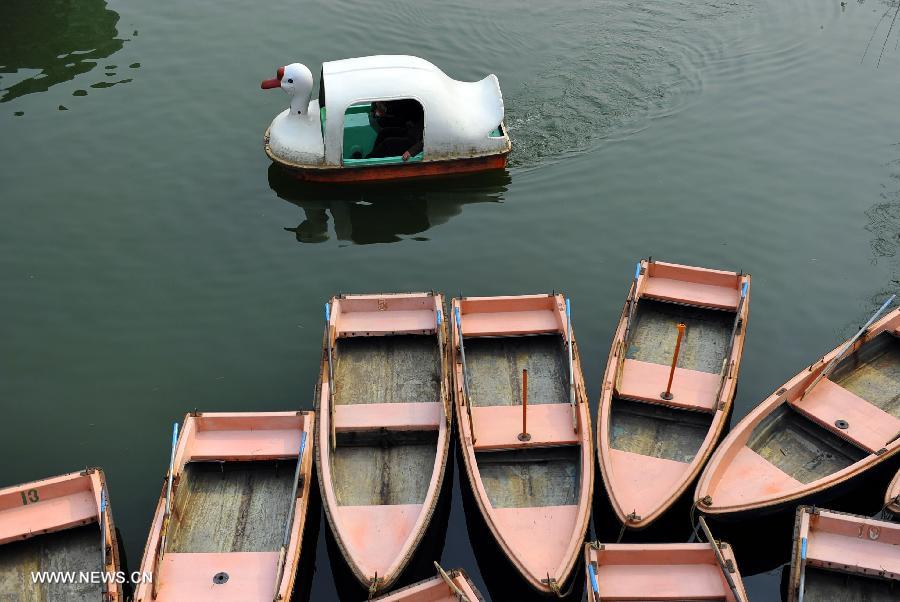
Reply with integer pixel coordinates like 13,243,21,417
2,0,900,599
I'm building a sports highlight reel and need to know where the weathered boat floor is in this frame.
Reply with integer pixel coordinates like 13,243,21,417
476,447,579,508
334,335,440,405
610,397,712,463
802,567,898,601
626,299,733,373
747,405,865,484
465,335,568,406
831,332,900,417
332,431,437,506
0,525,102,601
169,460,294,553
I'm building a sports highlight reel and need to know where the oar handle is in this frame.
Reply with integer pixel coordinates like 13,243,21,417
699,516,744,602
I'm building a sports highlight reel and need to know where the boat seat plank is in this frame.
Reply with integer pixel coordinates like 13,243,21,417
808,531,900,577
491,505,579,581
618,359,720,412
154,551,279,602
643,277,740,311
472,404,577,450
337,310,436,336
336,504,423,580
595,562,728,600
335,402,442,432
190,428,302,461
0,490,96,544
709,447,804,508
461,310,560,337
791,380,900,453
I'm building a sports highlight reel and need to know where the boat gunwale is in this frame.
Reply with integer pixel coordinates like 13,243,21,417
133,411,314,602
451,293,594,594
0,468,124,601
597,258,751,530
369,567,486,602
582,540,749,602
315,291,451,594
694,308,900,516
786,505,900,602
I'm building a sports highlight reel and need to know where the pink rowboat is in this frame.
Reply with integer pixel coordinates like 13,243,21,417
451,294,593,595
696,304,900,518
887,469,900,516
133,411,315,602
317,292,451,595
0,469,123,601
371,563,485,602
598,259,750,530
583,533,749,602
787,506,899,601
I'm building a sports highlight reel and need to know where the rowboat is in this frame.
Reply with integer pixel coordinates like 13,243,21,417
316,292,451,595
583,521,749,602
451,293,593,594
133,411,314,602
0,469,123,601
597,259,751,531
786,506,899,601
371,563,484,601
696,302,900,518
888,469,900,516
261,56,511,182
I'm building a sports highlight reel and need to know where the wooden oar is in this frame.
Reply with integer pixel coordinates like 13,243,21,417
801,294,895,399
434,562,471,602
152,422,179,599
698,516,744,602
454,306,476,442
437,308,451,427
325,302,336,451
273,430,308,601
623,261,642,343
797,535,808,602
99,487,107,598
714,280,749,406
566,297,577,431
587,560,601,601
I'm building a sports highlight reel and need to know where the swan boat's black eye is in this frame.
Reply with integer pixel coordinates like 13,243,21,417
287,78,293,83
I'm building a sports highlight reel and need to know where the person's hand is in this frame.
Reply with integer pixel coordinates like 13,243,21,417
402,151,411,161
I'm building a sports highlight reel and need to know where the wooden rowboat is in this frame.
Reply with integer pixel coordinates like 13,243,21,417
451,294,593,594
583,532,749,601
696,305,900,518
316,292,451,595
598,259,751,530
0,469,123,601
371,563,485,601
134,411,314,602
787,506,899,601
887,469,900,516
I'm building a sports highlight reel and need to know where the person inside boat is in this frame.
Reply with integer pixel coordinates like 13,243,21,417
367,100,423,161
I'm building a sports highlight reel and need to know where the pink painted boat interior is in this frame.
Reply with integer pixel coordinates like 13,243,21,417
452,294,593,594
584,541,748,601
788,507,900,601
888,469,900,514
134,411,314,602
696,308,900,515
372,568,484,602
317,292,450,594
599,259,750,528
0,468,122,600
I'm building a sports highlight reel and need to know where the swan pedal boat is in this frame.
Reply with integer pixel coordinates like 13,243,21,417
133,411,315,602
787,506,899,601
598,259,751,531
696,306,900,518
316,292,451,595
451,294,593,594
583,539,749,602
0,469,123,601
261,55,511,182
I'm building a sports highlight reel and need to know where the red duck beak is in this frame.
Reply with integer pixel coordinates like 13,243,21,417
260,66,285,89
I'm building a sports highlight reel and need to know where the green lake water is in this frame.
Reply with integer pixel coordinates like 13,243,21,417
2,0,899,599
